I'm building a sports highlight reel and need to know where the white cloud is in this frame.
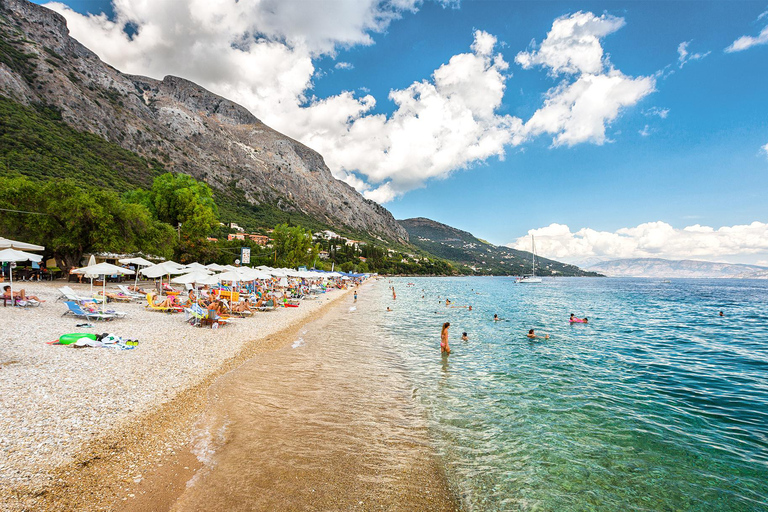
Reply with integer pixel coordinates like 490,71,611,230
44,4,655,202
335,61,354,70
762,142,768,158
523,70,655,146
508,221,768,264
639,124,650,137
308,30,524,202
515,12,655,147
645,106,669,119
677,40,710,67
725,23,768,52
515,11,625,75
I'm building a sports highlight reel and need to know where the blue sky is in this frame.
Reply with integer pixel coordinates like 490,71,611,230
37,1,768,264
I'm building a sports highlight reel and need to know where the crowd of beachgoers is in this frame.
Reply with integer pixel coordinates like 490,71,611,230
0,257,367,511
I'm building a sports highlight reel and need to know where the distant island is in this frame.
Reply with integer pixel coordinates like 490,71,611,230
587,258,768,279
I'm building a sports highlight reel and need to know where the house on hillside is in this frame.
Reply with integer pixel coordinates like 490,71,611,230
227,233,245,241
229,223,245,232
247,234,271,246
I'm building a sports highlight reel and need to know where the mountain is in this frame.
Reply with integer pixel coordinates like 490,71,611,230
399,217,599,276
0,0,407,242
587,258,768,279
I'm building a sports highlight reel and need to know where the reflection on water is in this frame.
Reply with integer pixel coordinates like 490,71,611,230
171,287,458,511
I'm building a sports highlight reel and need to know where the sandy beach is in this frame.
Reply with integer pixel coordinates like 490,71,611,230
0,280,352,511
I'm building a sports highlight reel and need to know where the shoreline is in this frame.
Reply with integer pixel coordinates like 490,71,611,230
1,281,354,511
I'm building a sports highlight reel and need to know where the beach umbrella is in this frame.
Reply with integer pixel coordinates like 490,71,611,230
0,248,42,302
83,255,99,297
141,261,187,289
0,237,44,251
172,270,216,285
206,263,226,271
119,256,155,290
73,262,134,314
184,262,208,271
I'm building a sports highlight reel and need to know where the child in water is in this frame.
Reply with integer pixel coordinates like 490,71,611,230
527,329,549,340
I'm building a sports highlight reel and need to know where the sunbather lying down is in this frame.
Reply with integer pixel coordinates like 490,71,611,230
3,285,43,302
148,292,185,309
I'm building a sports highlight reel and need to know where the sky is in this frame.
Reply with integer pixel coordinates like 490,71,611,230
34,0,768,266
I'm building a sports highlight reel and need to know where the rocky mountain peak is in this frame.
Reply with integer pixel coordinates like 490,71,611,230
0,0,408,242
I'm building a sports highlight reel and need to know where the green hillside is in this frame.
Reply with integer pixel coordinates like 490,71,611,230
400,217,600,277
0,95,329,232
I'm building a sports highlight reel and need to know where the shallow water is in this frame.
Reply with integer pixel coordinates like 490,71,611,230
172,289,457,511
382,277,768,511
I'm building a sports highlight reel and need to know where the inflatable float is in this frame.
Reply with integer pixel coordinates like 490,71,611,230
58,333,97,345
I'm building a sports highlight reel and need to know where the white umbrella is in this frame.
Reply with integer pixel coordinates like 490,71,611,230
141,261,188,292
0,237,44,251
83,255,98,297
119,256,154,267
73,262,134,314
0,248,42,302
206,263,226,271
119,256,155,290
172,270,216,285
184,262,208,271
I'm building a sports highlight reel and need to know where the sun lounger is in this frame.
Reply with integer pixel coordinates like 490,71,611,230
3,296,41,307
145,293,184,313
184,303,232,328
219,298,253,317
117,285,145,301
57,286,102,304
62,301,117,321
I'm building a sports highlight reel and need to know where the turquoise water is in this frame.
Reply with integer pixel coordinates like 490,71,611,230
380,277,768,511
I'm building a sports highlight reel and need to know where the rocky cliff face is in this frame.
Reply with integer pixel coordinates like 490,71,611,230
0,0,408,242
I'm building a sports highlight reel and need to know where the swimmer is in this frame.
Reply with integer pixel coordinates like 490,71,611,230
441,322,451,355
386,306,392,312
570,314,588,324
445,298,451,305
494,314,501,322
527,329,549,340
719,311,724,317
468,305,472,311
461,332,468,341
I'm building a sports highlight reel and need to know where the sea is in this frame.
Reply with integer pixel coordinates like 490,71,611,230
176,277,768,511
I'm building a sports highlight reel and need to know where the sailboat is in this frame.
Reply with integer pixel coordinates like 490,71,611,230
516,235,542,283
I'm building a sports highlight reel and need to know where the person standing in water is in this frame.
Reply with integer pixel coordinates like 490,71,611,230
354,291,357,302
392,288,396,300
441,322,451,355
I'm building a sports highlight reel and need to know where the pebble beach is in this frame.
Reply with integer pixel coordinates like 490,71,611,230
0,280,352,511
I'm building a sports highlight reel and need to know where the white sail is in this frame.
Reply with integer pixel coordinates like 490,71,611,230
517,235,542,283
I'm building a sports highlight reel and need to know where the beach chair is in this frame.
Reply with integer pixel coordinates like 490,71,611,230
3,296,41,307
184,303,206,327
255,299,277,312
219,298,253,317
62,301,116,321
145,293,184,313
185,303,232,328
57,286,102,304
117,285,145,301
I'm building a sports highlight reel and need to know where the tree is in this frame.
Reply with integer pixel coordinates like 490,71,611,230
271,223,317,268
0,175,174,270
127,172,219,239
